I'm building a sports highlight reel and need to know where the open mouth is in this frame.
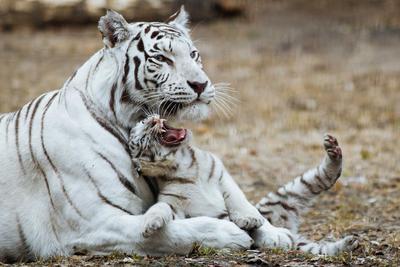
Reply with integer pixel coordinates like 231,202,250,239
159,121,187,147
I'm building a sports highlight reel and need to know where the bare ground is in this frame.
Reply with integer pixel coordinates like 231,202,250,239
0,1,399,266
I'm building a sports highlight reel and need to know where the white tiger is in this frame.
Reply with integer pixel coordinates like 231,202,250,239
129,115,359,256
0,7,257,262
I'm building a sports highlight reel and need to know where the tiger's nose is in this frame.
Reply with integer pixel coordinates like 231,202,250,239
187,80,208,96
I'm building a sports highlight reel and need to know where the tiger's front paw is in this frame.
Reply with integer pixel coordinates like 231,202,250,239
251,222,295,250
142,213,173,238
229,206,265,230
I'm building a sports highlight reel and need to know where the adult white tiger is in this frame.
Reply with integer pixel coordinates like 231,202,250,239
0,7,296,262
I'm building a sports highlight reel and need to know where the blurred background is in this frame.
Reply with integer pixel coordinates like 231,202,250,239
0,0,399,264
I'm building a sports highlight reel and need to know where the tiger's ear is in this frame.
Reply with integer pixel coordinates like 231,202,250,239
98,10,131,48
168,6,190,31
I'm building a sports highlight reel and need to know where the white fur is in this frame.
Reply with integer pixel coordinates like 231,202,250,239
0,9,247,262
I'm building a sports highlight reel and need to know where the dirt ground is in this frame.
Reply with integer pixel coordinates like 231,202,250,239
0,0,399,266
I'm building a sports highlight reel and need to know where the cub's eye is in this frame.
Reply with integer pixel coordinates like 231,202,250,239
190,50,198,60
154,54,173,66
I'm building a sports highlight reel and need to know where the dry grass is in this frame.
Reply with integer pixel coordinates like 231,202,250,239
1,1,399,266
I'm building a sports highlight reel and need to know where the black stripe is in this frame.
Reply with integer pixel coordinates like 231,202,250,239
258,210,273,216
122,53,130,85
38,163,56,210
322,167,334,182
16,215,33,261
109,83,118,119
187,147,196,168
159,192,188,200
14,109,26,174
94,53,104,73
314,173,329,190
167,203,178,215
262,200,298,215
133,56,143,90
85,169,133,215
40,93,58,172
97,152,137,195
27,94,57,214
150,31,160,38
28,94,46,163
300,175,320,195
24,100,34,121
208,155,216,181
285,190,309,203
218,170,224,183
222,192,230,200
64,69,78,90
137,39,144,52
160,176,195,184
218,212,229,219
275,190,289,199
77,90,130,155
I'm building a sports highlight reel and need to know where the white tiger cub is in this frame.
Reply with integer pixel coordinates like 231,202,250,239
129,115,358,256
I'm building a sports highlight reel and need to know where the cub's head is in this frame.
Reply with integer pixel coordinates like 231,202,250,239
129,114,191,160
98,7,215,122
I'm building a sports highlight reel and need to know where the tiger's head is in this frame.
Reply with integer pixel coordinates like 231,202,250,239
98,7,215,123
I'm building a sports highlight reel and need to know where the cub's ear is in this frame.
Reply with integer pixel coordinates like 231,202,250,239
98,10,131,48
167,5,189,31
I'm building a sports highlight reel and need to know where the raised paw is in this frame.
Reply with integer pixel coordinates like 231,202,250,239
324,134,342,161
251,223,295,250
229,207,265,230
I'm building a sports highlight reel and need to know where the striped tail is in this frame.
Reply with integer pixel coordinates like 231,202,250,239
256,134,342,233
296,235,358,256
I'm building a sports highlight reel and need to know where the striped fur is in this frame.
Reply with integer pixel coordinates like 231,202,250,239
130,117,358,256
0,8,255,263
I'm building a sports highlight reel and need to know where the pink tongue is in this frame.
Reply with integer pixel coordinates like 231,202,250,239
164,129,186,143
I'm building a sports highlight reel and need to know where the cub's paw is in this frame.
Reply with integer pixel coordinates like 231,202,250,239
323,134,342,161
251,223,294,250
229,207,265,230
142,214,172,238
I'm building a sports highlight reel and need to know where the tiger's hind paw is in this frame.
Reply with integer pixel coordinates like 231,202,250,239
339,235,359,253
324,134,342,161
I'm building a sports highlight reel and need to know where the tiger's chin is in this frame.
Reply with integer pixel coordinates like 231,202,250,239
176,102,210,122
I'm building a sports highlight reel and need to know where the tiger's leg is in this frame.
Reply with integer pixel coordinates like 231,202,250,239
213,156,295,250
256,134,342,233
68,214,253,256
216,158,264,230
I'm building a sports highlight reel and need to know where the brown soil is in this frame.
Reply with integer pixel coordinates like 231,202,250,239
1,0,399,266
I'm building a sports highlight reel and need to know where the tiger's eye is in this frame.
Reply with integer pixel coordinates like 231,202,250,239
155,55,167,62
154,55,173,66
190,51,197,59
